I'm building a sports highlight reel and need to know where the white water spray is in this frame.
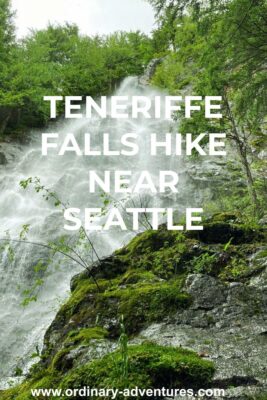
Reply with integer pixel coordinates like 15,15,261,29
0,77,186,388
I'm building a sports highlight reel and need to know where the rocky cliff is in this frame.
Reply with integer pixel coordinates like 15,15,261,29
2,213,267,400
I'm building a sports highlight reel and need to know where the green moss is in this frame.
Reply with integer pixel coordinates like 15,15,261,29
65,327,108,345
40,221,266,369
219,257,249,280
59,278,111,321
5,217,267,400
210,212,239,223
100,278,190,335
115,228,188,279
188,252,217,275
61,343,215,398
48,328,108,373
58,270,190,338
51,347,74,372
249,394,267,400
119,270,158,285
2,344,214,400
255,248,267,260
0,372,61,400
122,229,184,256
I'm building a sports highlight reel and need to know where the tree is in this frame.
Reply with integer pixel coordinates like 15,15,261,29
0,0,15,63
1,22,155,135
150,0,266,217
0,0,16,134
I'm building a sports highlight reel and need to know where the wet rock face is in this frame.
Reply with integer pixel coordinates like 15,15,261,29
185,274,227,309
5,219,266,399
65,339,118,369
41,223,266,398
141,322,267,399
140,265,267,398
179,267,267,329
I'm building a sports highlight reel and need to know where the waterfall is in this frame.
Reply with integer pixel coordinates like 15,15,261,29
0,77,183,388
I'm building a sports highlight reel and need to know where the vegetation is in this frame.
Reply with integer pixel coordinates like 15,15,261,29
2,215,266,398
61,343,215,394
1,0,266,217
0,0,266,398
0,1,156,136
2,343,214,400
149,0,267,219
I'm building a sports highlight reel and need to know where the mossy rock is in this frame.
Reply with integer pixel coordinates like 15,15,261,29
71,257,127,291
209,212,239,223
119,270,159,285
1,344,214,400
40,276,191,373
52,347,74,372
122,228,182,256
115,229,188,279
65,327,108,346
101,279,190,335
0,372,60,400
61,343,215,398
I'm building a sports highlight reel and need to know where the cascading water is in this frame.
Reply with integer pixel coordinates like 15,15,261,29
0,77,185,388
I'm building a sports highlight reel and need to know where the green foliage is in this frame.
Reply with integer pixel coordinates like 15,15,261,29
249,394,267,400
14,367,23,377
224,237,233,252
219,257,249,280
205,190,267,227
0,0,16,106
116,228,187,279
65,327,108,346
189,252,216,274
0,20,155,135
150,0,267,216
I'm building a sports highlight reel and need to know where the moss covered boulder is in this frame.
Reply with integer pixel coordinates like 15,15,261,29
2,343,214,400
2,214,266,399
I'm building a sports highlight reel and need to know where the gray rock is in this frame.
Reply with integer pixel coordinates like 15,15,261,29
66,340,118,368
139,265,267,399
185,274,226,309
140,321,267,397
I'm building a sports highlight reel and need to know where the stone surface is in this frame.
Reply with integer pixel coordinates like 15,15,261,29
139,266,267,398
66,340,118,368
